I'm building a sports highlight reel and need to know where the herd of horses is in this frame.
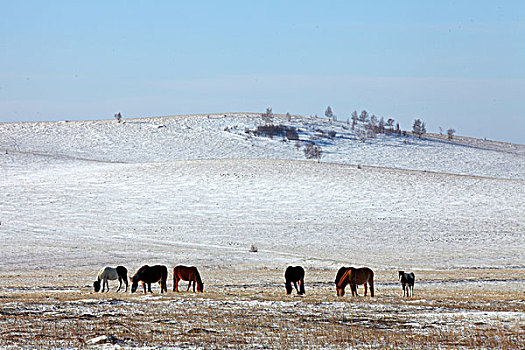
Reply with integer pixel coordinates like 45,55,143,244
94,265,416,297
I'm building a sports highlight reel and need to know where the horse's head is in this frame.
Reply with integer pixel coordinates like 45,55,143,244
197,282,204,293
336,269,351,296
398,271,404,280
130,277,138,293
93,281,101,292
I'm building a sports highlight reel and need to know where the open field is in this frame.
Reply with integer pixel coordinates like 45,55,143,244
1,114,524,348
1,268,524,349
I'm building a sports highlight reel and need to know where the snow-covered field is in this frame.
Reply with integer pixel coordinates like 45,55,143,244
0,113,524,348
1,113,523,272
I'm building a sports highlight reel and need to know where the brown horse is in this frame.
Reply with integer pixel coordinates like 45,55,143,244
336,267,374,297
284,266,305,295
130,265,168,294
173,265,204,293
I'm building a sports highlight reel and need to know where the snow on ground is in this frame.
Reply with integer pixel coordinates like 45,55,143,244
0,113,524,273
1,113,524,179
0,114,524,348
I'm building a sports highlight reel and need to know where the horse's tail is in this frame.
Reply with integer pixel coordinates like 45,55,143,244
161,266,168,292
368,268,375,297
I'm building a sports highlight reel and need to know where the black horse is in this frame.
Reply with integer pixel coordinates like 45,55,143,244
399,271,415,297
284,266,305,295
130,265,168,294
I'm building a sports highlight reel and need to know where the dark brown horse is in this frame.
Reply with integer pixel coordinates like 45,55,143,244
284,266,305,295
399,271,415,297
173,265,204,293
336,267,374,297
130,265,168,294
334,266,349,286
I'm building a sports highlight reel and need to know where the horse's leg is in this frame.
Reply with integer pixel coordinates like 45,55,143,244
174,277,179,292
192,280,196,293
369,281,374,297
364,283,368,296
299,279,305,295
117,278,122,292
186,280,191,292
293,281,299,294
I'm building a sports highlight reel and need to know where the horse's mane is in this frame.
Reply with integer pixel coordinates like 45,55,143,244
132,265,149,280
335,266,349,285
336,269,352,288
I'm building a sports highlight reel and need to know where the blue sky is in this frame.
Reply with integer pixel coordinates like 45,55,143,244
1,1,524,143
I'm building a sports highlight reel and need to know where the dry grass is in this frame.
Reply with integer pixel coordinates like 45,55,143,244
1,268,524,349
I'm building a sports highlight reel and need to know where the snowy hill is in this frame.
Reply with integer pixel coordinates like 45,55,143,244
0,113,524,272
1,113,524,179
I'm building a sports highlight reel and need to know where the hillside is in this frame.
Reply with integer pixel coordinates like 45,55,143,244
1,113,524,179
0,113,524,272
1,113,524,348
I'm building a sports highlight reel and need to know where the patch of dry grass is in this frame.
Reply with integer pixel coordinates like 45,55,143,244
0,268,524,349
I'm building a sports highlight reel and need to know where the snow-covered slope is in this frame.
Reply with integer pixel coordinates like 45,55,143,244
1,113,523,179
0,114,524,273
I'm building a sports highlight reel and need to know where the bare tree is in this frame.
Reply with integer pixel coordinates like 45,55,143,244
412,119,426,138
351,111,358,130
386,118,394,135
262,107,273,125
358,110,369,126
367,115,378,138
447,128,456,140
378,117,385,134
325,106,334,121
304,143,322,162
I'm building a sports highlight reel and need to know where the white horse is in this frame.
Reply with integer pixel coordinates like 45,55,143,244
398,271,415,297
93,266,128,292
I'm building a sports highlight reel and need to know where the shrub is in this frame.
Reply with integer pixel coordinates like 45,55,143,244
254,124,298,140
304,143,322,161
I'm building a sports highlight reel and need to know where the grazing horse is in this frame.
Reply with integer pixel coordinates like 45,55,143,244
399,271,415,297
130,265,168,294
336,267,374,297
334,266,349,286
335,267,360,293
284,266,305,295
93,266,128,293
173,265,204,293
